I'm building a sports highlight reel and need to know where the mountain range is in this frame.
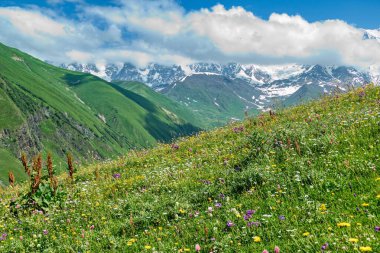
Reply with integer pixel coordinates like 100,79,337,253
61,61,378,126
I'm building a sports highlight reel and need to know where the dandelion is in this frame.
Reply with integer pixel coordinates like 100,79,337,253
144,245,152,250
302,232,310,237
319,204,327,211
359,246,372,252
349,238,359,243
337,222,351,227
253,236,261,242
195,244,201,252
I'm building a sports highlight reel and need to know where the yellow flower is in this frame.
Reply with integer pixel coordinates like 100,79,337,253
319,204,327,211
359,246,372,252
376,194,380,199
302,232,310,237
179,208,186,214
253,236,261,242
349,238,359,243
361,203,369,207
337,222,351,228
144,245,152,250
376,177,380,181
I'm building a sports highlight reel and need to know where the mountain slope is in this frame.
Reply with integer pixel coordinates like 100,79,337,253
0,42,198,185
1,85,379,252
163,74,262,127
115,81,202,129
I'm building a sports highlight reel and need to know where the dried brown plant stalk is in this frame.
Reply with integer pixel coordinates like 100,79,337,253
8,171,15,187
67,153,74,180
21,152,30,177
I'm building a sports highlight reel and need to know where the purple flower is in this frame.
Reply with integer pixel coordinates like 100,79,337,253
43,229,48,235
215,203,222,208
375,226,380,232
246,210,256,215
171,144,179,150
233,126,244,133
113,173,121,179
0,233,7,241
226,221,234,227
247,221,261,227
321,242,329,251
219,193,225,199
278,215,285,220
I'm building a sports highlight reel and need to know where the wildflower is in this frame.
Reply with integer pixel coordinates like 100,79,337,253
247,221,261,227
376,194,380,199
215,203,222,208
171,144,179,150
337,222,351,227
144,245,152,250
359,246,372,252
43,230,48,235
262,250,269,253
278,215,285,220
208,207,213,213
349,238,359,243
375,226,380,232
113,173,121,179
253,236,261,242
274,246,280,253
227,221,234,227
361,203,369,207
195,244,201,252
319,204,327,211
90,225,95,230
321,243,329,251
302,232,310,237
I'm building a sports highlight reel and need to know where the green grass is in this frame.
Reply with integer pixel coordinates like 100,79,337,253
0,85,379,252
0,43,199,184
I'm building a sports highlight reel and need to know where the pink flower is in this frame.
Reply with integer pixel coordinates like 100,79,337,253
262,250,269,253
274,246,280,253
195,244,201,251
90,225,95,230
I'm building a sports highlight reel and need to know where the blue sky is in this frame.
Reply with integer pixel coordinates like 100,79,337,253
1,0,379,28
0,0,379,68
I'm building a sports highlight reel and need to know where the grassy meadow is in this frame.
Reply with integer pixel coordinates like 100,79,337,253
0,85,379,252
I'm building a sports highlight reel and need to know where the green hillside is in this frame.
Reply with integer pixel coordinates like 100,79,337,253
0,43,198,185
163,74,261,128
115,81,201,128
1,85,379,252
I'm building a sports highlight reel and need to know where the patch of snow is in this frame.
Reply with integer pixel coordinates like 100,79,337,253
98,114,106,123
11,55,24,62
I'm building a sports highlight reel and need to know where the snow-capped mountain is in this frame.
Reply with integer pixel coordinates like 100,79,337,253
363,29,380,42
61,62,376,94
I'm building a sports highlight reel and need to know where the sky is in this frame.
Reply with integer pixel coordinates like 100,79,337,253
0,0,379,69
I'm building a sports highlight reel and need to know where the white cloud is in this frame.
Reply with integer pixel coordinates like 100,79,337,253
0,1,379,68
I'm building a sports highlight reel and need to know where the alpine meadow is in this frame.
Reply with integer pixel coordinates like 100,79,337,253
0,0,379,252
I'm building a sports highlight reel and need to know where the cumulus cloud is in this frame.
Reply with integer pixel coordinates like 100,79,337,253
0,0,379,68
